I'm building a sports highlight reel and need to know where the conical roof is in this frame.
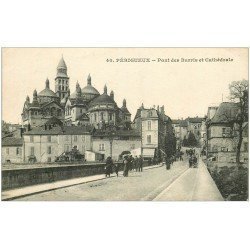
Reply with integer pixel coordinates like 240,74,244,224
57,56,67,69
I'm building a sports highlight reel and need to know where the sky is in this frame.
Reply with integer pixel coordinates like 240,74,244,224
2,48,248,124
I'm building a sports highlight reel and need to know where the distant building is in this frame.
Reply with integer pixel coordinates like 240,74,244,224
172,119,188,147
172,116,205,147
133,104,175,159
1,137,23,163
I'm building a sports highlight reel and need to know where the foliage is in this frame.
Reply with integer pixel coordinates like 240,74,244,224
228,80,248,164
186,132,198,147
209,166,248,201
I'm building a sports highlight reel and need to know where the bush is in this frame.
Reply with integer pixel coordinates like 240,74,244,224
209,166,248,201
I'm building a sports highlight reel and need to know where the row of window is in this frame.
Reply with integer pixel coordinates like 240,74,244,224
29,135,87,142
211,142,248,152
29,145,86,155
58,85,68,91
5,147,22,155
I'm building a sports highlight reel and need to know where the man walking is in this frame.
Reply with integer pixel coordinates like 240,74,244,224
138,155,143,172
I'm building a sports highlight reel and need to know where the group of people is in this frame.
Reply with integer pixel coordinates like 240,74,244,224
186,148,199,168
188,155,198,168
123,155,143,177
105,147,199,178
104,155,143,178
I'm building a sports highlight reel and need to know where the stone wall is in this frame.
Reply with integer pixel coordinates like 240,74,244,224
2,163,107,190
2,161,149,190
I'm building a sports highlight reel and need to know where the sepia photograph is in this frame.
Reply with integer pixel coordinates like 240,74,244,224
1,48,249,201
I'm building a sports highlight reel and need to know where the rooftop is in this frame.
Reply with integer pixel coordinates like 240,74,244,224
24,125,92,135
2,137,23,146
210,102,239,124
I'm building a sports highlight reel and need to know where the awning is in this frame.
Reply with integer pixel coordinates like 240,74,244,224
142,148,155,157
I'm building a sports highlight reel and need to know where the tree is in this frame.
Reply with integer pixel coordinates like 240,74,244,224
182,136,188,147
165,131,176,157
187,132,197,147
229,79,248,164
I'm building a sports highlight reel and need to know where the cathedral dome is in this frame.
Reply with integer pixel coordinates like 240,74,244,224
38,88,57,97
82,85,100,95
89,85,115,107
81,74,100,96
38,78,57,97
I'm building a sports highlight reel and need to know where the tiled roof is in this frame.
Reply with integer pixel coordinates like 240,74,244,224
187,117,204,123
172,119,181,124
180,120,188,127
171,119,187,126
89,93,116,107
210,102,239,124
2,137,23,146
23,125,91,135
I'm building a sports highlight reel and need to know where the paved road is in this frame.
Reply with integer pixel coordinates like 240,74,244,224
16,161,189,201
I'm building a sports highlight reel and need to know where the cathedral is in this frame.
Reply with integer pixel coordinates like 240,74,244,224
21,57,131,129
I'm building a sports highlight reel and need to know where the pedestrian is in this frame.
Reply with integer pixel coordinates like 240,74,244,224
134,156,139,172
165,156,171,170
105,156,113,177
128,155,133,171
123,156,129,177
193,155,197,168
138,155,143,172
113,163,119,177
189,156,193,168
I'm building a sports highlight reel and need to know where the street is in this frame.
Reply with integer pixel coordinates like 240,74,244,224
16,160,189,201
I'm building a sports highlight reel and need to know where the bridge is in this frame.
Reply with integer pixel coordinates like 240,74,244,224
2,157,223,201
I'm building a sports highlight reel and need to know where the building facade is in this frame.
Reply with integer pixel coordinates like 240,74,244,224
23,125,92,163
1,137,23,163
206,102,248,165
133,104,175,159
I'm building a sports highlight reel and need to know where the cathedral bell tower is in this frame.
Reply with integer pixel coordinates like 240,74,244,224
55,56,69,100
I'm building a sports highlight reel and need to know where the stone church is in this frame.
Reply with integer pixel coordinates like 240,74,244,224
21,57,131,129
